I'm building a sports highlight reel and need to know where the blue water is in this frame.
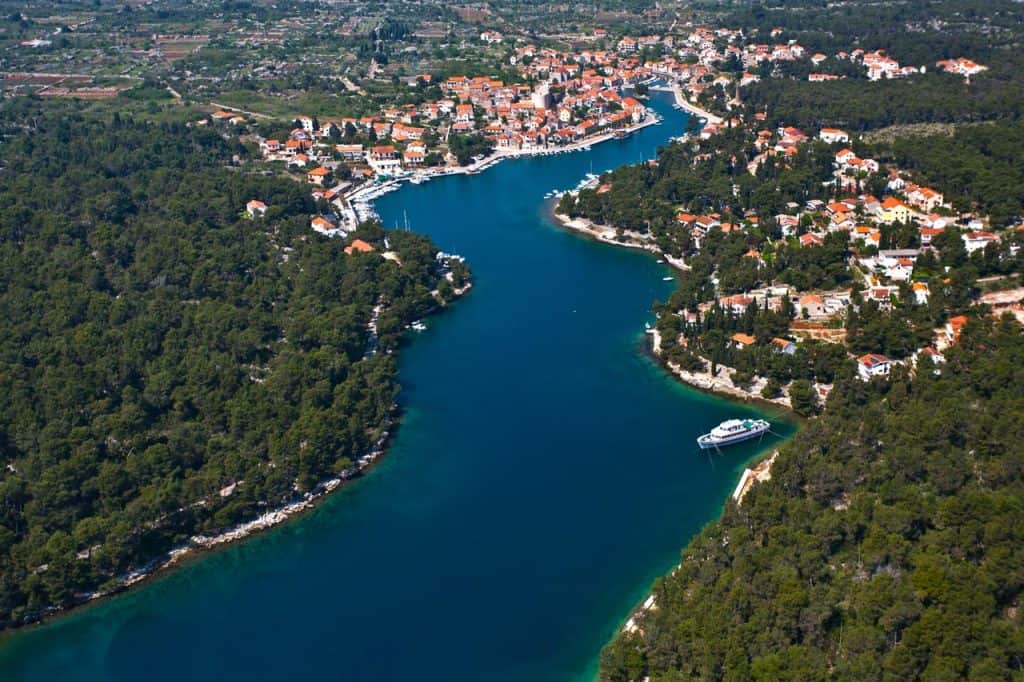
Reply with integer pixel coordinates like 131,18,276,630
0,94,793,681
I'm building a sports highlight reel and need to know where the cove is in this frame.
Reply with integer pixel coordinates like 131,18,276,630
0,93,794,681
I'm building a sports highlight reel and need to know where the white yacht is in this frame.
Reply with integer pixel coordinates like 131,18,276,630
697,419,770,449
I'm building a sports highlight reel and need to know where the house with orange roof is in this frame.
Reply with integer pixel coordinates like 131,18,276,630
819,128,849,144
882,257,914,282
695,215,721,230
962,231,999,254
731,332,757,349
800,232,824,247
336,144,364,161
907,186,944,212
829,213,856,233
936,58,988,77
743,248,765,266
797,294,826,317
402,149,425,166
912,281,930,304
720,294,754,314
914,346,946,375
835,148,857,165
306,166,331,185
922,213,953,230
857,353,891,381
246,200,268,217
344,239,375,255
826,201,851,216
776,214,800,237
310,215,338,235
945,315,969,343
869,285,898,308
772,338,796,355
879,197,912,223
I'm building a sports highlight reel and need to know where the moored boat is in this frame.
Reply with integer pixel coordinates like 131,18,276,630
697,418,770,449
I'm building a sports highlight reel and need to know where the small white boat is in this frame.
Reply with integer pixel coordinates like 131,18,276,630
410,321,427,332
662,276,674,281
697,419,771,450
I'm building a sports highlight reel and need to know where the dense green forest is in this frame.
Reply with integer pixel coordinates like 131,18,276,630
602,316,1024,680
714,0,1024,64
719,0,1024,132
743,63,1024,133
0,103,465,626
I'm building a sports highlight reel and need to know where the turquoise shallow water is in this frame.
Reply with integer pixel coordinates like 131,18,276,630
0,94,794,681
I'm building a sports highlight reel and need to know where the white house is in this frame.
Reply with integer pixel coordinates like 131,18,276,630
963,231,999,254
912,282,930,305
819,128,850,144
310,214,340,236
858,354,892,381
246,199,268,217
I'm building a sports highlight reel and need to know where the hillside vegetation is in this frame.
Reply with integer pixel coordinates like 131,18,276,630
602,317,1024,680
0,104,460,626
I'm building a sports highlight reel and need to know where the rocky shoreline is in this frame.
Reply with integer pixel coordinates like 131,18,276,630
14,416,397,631
620,449,779,638
10,284,473,633
647,328,792,409
551,210,689,271
551,209,789,410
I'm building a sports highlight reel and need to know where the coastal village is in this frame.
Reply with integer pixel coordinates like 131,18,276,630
562,110,1018,412
489,31,1008,417
190,16,990,246
202,18,1006,417
221,46,663,234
